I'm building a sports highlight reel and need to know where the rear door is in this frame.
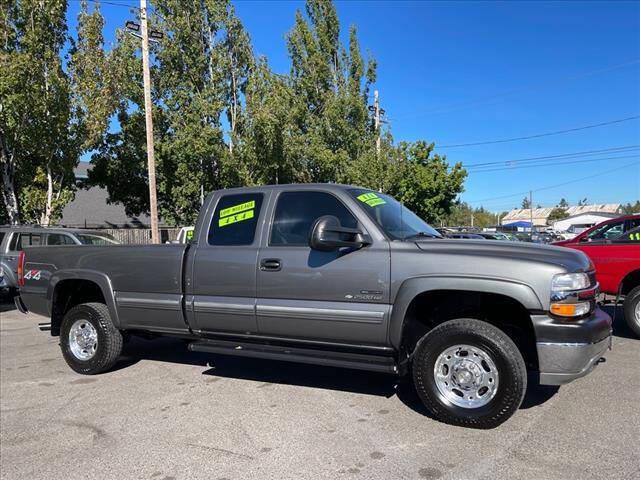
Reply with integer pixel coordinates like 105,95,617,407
256,189,391,346
187,191,268,335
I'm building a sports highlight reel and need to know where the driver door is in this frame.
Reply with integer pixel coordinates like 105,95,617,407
256,190,391,346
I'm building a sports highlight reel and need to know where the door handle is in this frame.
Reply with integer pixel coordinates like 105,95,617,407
260,258,282,271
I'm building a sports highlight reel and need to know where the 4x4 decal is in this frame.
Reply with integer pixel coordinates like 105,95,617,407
218,200,255,227
24,269,41,281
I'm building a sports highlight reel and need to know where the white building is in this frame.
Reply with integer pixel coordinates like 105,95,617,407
502,204,621,229
552,212,620,233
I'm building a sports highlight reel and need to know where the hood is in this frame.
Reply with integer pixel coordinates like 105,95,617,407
415,239,592,273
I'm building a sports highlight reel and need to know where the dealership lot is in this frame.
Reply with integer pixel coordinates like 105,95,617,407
1,302,639,480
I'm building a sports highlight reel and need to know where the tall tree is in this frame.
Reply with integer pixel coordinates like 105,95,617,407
1,0,78,225
222,5,253,155
521,196,531,209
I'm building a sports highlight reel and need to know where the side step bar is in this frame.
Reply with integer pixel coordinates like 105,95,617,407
188,338,398,374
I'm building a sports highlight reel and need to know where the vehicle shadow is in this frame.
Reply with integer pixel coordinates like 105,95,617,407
0,298,17,313
602,304,635,340
116,335,558,412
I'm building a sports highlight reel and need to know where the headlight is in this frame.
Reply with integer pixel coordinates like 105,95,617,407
551,272,590,291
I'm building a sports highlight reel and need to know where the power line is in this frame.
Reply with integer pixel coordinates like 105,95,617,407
437,116,640,148
462,145,640,169
70,0,139,9
462,145,640,171
469,154,640,173
466,160,640,204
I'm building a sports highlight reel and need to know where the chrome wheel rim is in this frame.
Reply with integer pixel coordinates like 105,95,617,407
635,301,640,323
69,319,98,361
433,344,499,409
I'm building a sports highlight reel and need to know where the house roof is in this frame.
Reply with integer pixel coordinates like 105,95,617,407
503,204,621,222
58,162,169,229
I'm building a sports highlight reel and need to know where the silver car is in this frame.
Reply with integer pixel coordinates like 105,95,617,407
0,226,118,295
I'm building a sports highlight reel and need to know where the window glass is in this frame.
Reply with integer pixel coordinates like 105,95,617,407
13,233,29,249
0,232,5,246
617,227,640,242
75,233,118,245
30,234,41,246
626,218,640,232
47,233,75,245
586,221,624,241
270,191,357,246
348,189,441,240
208,193,263,246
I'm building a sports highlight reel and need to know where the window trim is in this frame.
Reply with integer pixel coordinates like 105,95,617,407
267,189,362,248
206,192,265,247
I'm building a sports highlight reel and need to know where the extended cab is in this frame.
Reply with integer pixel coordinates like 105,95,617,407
16,184,612,428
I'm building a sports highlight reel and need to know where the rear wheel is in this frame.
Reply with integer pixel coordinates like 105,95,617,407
412,318,527,429
623,286,640,338
60,302,123,374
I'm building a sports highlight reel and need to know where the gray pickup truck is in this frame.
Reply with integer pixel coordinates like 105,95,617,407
16,184,612,428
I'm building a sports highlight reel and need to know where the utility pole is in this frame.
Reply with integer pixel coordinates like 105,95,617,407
140,0,159,244
529,190,534,232
373,90,381,156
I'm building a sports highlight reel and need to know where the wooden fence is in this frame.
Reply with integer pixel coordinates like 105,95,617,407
100,228,182,244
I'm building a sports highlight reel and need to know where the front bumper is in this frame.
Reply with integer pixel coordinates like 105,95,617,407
533,307,612,386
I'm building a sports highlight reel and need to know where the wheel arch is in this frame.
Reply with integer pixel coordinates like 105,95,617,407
390,277,542,369
620,269,640,296
48,270,120,336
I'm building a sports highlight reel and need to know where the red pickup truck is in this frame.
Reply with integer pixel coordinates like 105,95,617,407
560,221,640,337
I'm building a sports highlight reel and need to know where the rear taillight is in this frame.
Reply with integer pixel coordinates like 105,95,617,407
17,251,25,287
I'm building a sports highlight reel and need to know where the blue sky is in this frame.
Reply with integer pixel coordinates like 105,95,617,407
67,0,640,211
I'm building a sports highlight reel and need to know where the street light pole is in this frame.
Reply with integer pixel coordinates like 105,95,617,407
140,0,160,244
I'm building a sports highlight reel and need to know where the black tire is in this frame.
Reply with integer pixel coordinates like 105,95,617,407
412,318,527,429
60,302,123,375
623,285,640,338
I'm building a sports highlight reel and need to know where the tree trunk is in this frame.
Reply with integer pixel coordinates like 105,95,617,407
0,133,20,224
41,162,54,226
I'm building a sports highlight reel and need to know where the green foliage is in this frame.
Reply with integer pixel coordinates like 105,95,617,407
443,202,499,229
621,201,640,214
521,196,531,209
3,0,468,227
547,207,570,224
0,0,79,225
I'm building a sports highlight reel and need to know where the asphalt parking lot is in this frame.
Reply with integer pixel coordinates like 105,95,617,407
1,302,639,480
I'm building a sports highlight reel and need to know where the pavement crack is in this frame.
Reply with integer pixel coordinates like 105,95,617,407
185,442,255,460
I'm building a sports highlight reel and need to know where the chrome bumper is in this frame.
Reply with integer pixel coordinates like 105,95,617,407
537,335,611,385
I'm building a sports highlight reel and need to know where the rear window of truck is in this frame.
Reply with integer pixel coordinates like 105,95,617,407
208,193,263,246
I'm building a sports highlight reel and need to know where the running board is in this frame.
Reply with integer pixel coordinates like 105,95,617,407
188,339,398,374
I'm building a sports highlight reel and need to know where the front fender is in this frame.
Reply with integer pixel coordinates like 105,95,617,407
48,270,121,328
389,275,543,348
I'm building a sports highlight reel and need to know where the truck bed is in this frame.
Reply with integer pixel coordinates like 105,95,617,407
20,244,188,333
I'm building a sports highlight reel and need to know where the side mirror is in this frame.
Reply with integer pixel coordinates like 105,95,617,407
309,215,370,251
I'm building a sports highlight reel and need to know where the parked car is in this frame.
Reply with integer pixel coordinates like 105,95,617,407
561,226,640,337
0,226,118,296
554,214,640,246
447,233,485,239
16,184,611,428
501,232,521,241
478,232,510,241
175,226,195,244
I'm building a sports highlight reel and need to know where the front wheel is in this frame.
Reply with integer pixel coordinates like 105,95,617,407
623,286,640,338
60,302,123,374
412,318,527,429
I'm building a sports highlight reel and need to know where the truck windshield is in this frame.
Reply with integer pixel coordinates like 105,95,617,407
348,189,442,240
